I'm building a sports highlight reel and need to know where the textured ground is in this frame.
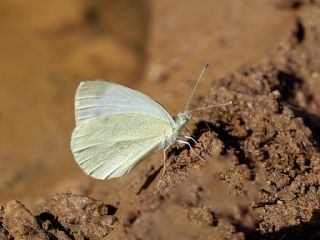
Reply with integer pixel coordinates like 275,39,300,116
1,1,320,239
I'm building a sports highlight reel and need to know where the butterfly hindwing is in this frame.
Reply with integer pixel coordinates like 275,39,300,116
71,113,173,179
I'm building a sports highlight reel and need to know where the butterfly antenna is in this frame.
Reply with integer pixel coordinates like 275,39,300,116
184,62,209,112
189,101,232,113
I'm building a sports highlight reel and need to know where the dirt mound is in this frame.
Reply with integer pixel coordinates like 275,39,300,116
0,194,116,240
1,3,320,240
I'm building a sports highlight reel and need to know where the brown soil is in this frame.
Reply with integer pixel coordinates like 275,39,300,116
1,1,320,240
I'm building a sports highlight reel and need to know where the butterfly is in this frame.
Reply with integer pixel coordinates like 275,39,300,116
70,64,231,179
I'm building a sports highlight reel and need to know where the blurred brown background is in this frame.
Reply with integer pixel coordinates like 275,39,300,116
0,0,293,206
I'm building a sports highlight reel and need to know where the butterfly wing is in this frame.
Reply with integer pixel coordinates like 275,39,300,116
75,80,174,126
71,113,173,179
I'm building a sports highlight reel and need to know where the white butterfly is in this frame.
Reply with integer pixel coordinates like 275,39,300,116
71,64,230,180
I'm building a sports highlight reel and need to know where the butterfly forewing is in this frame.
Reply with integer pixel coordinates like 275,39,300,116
75,80,174,126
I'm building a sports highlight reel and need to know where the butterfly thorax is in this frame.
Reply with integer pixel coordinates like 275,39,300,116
164,112,191,146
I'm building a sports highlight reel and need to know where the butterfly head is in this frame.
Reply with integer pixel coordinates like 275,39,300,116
173,112,191,131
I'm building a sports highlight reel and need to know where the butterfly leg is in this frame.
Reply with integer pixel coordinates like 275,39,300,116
183,135,198,145
162,145,171,175
177,140,205,161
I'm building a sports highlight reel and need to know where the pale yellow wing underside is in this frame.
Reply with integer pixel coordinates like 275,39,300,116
71,113,172,179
